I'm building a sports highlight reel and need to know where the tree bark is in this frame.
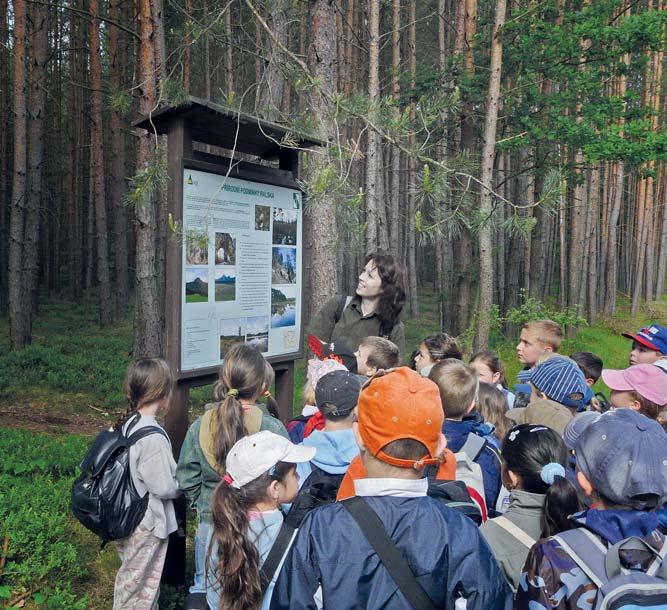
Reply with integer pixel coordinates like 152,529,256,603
134,0,163,357
109,0,129,319
0,0,8,312
258,0,288,121
224,3,234,96
655,164,667,299
364,0,380,252
407,0,418,315
304,0,339,321
89,0,112,326
475,0,506,350
24,0,48,321
9,0,29,348
388,0,401,257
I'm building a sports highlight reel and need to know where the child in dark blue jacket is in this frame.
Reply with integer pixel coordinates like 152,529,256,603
270,367,511,610
429,359,503,513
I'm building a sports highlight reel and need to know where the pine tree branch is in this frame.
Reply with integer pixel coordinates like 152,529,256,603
243,0,518,210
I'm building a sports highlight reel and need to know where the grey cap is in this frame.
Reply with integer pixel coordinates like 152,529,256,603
575,408,667,509
315,370,365,416
563,411,601,450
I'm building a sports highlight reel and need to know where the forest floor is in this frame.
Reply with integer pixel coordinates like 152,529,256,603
0,290,666,433
0,291,665,609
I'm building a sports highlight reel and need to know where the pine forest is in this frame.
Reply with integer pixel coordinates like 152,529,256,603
1,0,666,355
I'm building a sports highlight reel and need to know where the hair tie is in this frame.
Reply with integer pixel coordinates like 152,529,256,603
222,473,234,486
226,388,239,398
263,390,272,398
540,462,565,485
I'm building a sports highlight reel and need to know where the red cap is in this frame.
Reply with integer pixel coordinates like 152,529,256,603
357,367,444,469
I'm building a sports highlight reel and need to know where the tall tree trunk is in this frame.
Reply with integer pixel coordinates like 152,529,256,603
656,164,667,299
459,0,477,148
203,0,211,99
475,0,506,350
110,0,129,319
258,1,287,120
24,0,48,321
9,0,29,348
407,0,418,315
224,4,234,96
389,0,401,256
603,45,628,314
303,0,339,321
183,0,192,94
89,0,112,326
134,0,163,357
364,0,380,252
631,12,658,314
0,0,8,312
587,164,600,322
68,6,83,300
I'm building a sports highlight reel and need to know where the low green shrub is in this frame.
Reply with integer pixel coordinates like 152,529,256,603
0,429,89,608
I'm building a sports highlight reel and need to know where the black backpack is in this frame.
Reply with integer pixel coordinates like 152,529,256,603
71,414,168,544
284,464,344,528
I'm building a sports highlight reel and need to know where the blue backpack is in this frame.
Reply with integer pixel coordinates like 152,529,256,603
553,527,667,610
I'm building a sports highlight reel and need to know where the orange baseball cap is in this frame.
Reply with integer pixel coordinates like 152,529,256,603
357,367,444,469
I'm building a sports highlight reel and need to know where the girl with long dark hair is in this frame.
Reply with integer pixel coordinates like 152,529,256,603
206,431,314,610
480,424,582,591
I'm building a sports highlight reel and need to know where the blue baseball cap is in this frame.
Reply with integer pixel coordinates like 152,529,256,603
519,356,591,411
575,408,667,509
622,324,667,354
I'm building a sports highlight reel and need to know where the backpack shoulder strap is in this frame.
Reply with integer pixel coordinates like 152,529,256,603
126,426,169,447
260,521,297,595
552,528,608,588
492,516,536,549
460,433,487,462
334,295,352,323
342,497,438,610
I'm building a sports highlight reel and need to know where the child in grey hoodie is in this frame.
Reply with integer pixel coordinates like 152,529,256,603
114,358,181,610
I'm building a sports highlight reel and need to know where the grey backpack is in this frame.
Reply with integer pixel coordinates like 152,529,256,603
552,527,667,610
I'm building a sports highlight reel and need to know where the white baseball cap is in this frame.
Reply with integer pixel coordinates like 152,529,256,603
225,430,315,489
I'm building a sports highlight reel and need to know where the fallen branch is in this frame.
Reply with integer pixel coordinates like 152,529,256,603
87,404,109,416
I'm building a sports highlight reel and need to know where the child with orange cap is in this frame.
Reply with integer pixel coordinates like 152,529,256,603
270,367,511,610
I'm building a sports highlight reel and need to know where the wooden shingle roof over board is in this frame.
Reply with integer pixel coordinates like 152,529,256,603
132,96,324,160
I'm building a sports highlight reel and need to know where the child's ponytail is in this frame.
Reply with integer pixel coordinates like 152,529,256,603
211,344,269,469
209,482,262,610
542,470,582,538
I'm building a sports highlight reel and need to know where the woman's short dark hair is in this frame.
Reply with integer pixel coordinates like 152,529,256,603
365,252,407,329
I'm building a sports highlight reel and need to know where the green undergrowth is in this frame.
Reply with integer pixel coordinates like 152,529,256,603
0,293,665,607
0,428,188,609
0,293,665,419
0,300,132,411
0,429,90,609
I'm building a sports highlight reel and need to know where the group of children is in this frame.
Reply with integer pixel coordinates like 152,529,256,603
110,321,667,610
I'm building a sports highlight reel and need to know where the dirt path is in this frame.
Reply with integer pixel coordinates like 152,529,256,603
0,401,111,436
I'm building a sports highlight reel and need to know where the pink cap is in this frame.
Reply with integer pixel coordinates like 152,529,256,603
602,364,667,405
